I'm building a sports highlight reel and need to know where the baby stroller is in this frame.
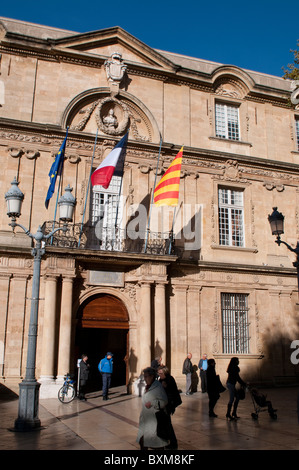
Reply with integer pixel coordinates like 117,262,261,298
249,387,277,420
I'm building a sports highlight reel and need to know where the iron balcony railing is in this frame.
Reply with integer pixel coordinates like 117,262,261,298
42,221,175,256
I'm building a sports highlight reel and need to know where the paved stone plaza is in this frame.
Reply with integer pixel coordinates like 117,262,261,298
1,383,299,453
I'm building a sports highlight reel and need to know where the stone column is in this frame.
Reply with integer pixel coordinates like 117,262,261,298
268,290,283,375
0,274,11,377
57,277,74,381
170,284,188,379
5,274,28,379
187,286,200,358
40,275,57,382
279,290,293,376
139,282,152,371
154,282,167,364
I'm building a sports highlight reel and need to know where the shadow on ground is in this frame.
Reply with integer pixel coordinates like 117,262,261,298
0,383,18,402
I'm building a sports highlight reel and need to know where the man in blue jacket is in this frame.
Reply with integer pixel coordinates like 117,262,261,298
98,352,113,400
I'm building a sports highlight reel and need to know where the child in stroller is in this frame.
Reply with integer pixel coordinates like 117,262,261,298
250,387,277,420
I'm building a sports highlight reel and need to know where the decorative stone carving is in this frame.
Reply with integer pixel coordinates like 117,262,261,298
69,92,152,141
263,182,285,192
7,147,40,159
215,83,241,98
25,149,40,160
103,108,118,130
70,100,100,131
138,164,152,174
67,154,81,164
214,77,248,99
291,80,299,107
96,96,129,136
212,296,219,354
104,52,127,95
223,159,239,180
263,183,275,191
7,147,23,158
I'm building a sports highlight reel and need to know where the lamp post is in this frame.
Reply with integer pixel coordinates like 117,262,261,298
268,207,299,292
5,178,76,431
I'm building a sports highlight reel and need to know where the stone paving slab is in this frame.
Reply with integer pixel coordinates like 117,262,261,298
1,383,299,455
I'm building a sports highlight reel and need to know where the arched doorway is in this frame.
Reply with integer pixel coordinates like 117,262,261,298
75,293,129,393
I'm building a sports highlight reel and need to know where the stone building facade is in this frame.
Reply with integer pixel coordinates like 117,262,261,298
0,17,299,397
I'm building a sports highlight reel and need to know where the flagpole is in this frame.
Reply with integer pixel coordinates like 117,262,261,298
113,175,123,249
144,134,163,253
168,144,183,254
49,126,69,245
50,175,62,245
78,128,98,248
113,132,128,249
168,145,183,254
168,206,177,254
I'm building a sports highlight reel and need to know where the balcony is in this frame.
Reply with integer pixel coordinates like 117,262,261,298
42,221,175,256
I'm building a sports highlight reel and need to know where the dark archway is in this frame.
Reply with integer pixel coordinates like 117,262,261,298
75,293,129,393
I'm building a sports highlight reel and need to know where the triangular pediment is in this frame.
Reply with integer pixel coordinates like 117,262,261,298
51,26,175,70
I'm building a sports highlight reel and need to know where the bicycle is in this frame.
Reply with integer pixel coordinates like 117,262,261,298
58,373,76,403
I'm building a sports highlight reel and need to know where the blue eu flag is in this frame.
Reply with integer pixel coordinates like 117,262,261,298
45,130,68,209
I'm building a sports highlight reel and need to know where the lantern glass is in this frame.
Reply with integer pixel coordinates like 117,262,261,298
268,207,284,236
59,203,74,222
58,185,76,222
5,178,24,219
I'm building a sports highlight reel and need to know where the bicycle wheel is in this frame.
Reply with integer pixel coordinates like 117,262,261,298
58,385,76,403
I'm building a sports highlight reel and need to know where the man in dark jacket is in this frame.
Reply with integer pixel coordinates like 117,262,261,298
182,353,193,395
98,352,113,400
78,354,90,400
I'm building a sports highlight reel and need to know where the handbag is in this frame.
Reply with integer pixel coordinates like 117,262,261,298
172,390,182,409
156,402,171,440
216,375,226,393
237,387,245,400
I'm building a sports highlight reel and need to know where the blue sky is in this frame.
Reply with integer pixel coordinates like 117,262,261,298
0,0,298,77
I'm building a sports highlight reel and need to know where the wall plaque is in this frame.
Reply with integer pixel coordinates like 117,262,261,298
87,270,124,287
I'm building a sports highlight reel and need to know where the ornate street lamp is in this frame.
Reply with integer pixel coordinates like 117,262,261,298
268,207,284,239
58,184,76,222
5,179,76,431
268,207,299,292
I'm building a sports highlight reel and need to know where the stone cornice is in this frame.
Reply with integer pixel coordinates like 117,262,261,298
0,243,296,277
0,118,299,186
177,259,297,277
0,37,291,106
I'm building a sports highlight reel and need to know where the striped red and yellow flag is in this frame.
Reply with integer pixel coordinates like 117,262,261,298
153,147,183,207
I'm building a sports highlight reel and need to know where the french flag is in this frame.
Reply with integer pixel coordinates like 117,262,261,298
91,133,128,188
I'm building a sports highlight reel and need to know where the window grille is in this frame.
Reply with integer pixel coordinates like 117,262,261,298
91,175,123,250
215,102,240,141
218,188,244,247
221,293,250,354
296,118,299,151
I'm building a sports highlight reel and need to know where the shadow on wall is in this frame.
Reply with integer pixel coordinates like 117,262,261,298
246,326,299,386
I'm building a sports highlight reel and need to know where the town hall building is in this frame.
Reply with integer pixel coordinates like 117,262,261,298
0,17,299,398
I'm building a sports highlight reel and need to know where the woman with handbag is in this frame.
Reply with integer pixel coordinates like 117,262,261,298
136,367,169,450
226,357,247,420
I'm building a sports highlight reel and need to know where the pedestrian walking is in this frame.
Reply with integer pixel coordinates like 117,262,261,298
98,352,113,400
206,358,225,417
226,357,247,420
137,367,169,450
